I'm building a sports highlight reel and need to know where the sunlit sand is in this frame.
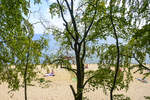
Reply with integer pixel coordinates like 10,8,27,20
0,64,150,100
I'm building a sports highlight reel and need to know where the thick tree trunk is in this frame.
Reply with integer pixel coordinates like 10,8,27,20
76,64,84,100
75,45,84,100
77,68,84,100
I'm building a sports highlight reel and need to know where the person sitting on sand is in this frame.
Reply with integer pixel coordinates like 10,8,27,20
85,64,88,69
45,69,55,77
136,78,148,83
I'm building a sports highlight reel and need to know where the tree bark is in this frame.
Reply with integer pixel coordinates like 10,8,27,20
73,42,84,100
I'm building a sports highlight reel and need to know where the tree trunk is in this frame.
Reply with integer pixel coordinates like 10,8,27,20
74,44,84,100
76,71,84,100
24,64,28,100
76,69,84,100
24,52,29,100
76,56,84,100
109,0,120,100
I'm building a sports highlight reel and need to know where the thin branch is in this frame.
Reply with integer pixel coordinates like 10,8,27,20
24,50,29,100
67,37,75,50
70,85,76,99
71,0,73,13
64,0,79,39
84,22,87,33
56,0,76,40
121,54,150,72
39,19,51,30
81,41,86,62
61,66,77,75
31,21,41,25
135,61,150,72
83,74,95,88
80,1,98,44
133,54,150,71
76,1,95,12
76,1,89,11
50,58,63,64
50,58,77,75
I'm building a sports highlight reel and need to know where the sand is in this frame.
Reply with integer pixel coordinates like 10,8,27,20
0,64,150,100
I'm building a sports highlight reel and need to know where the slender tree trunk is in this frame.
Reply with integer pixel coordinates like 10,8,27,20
109,0,120,100
24,51,29,100
24,68,27,100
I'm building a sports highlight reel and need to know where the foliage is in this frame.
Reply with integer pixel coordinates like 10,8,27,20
87,63,133,93
113,94,131,100
0,0,48,93
1,0,149,100
145,96,150,100
49,0,149,100
124,24,150,78
87,0,149,99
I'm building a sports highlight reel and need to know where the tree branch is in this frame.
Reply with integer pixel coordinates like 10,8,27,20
64,0,79,39
70,85,76,99
66,34,75,50
80,1,98,44
71,0,73,13
61,66,77,75
121,54,150,72
49,57,77,75
81,41,86,62
83,74,95,88
56,0,76,41
134,57,150,72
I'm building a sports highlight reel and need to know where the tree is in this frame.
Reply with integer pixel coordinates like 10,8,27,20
15,19,48,100
49,0,100,100
90,0,150,100
0,0,31,90
0,0,48,100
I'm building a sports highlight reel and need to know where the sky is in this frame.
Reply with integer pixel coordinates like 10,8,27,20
29,0,57,34
29,0,63,54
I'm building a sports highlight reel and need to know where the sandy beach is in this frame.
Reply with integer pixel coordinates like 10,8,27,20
0,64,150,100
